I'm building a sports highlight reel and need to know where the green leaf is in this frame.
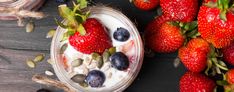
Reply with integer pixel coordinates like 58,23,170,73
220,11,227,21
216,80,228,86
58,5,73,19
61,32,69,42
55,18,68,28
77,0,88,9
77,24,86,35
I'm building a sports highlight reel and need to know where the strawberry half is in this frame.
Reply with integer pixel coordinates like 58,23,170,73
198,0,234,48
69,18,112,54
179,38,210,72
180,72,216,92
160,0,198,22
133,0,159,11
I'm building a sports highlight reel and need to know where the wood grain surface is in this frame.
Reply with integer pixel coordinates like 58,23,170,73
0,0,187,92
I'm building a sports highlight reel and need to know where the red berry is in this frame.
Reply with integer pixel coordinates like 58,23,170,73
133,0,159,11
227,69,234,84
160,0,198,22
69,18,112,54
146,22,185,53
180,72,216,92
222,42,234,66
179,38,210,72
198,1,234,48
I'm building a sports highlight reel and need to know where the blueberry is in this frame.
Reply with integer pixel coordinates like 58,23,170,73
113,27,130,42
110,52,129,70
85,70,105,87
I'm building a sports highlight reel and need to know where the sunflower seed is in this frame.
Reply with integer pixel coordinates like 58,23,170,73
71,74,86,83
45,70,54,76
60,43,68,54
26,60,36,68
26,21,34,33
71,58,83,67
33,54,44,63
46,29,56,38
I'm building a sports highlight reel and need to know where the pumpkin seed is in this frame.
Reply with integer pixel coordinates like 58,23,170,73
33,54,44,63
91,52,100,60
26,59,36,68
79,82,88,87
60,43,68,54
102,50,110,63
71,74,86,84
47,58,53,65
26,21,34,33
46,29,56,38
71,58,83,67
45,70,54,76
108,47,116,55
96,56,103,69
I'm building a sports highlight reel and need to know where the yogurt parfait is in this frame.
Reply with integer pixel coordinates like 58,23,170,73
51,1,143,91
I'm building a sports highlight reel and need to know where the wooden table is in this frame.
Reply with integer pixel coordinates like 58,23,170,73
0,0,187,92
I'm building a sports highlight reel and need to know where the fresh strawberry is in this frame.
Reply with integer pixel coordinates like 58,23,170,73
146,22,185,53
180,72,216,92
198,0,234,48
179,38,210,72
160,0,198,22
69,18,112,54
144,15,170,37
133,0,159,11
222,42,234,66
226,69,234,84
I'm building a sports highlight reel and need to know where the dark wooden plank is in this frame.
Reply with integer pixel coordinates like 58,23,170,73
0,48,63,92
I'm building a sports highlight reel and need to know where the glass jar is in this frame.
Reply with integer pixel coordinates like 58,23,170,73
51,6,144,92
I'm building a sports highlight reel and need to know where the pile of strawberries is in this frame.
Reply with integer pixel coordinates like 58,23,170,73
133,0,234,91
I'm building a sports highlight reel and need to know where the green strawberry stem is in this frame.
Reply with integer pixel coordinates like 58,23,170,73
217,0,230,21
57,0,89,41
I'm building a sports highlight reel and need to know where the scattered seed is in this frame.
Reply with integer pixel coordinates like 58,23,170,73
87,60,97,69
79,82,88,88
46,29,56,38
107,72,112,79
47,58,53,65
173,57,181,68
108,47,116,55
84,57,91,66
96,56,103,69
102,50,110,63
26,59,36,68
45,70,54,76
60,43,68,54
26,21,35,33
74,66,89,75
91,52,100,60
71,58,83,67
33,54,45,63
71,74,86,84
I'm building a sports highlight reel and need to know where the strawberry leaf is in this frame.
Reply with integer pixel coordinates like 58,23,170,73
55,18,68,28
77,24,86,35
216,80,228,86
77,0,88,9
